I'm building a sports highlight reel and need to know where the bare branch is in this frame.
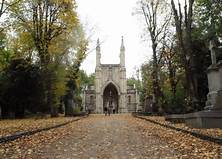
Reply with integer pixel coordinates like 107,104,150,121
0,0,22,18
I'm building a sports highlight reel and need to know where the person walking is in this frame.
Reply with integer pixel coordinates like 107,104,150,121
104,106,108,116
108,106,111,116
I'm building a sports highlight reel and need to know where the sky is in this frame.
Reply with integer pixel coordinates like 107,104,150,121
76,0,153,78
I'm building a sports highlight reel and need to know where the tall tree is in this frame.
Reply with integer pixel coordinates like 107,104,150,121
171,0,199,109
140,0,171,112
10,0,79,116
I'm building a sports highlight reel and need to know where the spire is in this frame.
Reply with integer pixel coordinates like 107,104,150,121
96,38,100,50
121,36,125,51
120,36,125,67
96,38,101,67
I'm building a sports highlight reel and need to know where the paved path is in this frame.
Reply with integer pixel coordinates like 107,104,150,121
35,114,179,159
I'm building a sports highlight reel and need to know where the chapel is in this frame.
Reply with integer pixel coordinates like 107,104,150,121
83,37,139,113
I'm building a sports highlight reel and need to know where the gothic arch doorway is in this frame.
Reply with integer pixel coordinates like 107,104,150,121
103,83,119,114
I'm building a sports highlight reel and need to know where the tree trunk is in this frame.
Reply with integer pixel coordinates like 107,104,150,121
64,90,74,116
152,43,163,113
168,63,177,98
1,105,10,119
43,66,58,117
15,104,25,118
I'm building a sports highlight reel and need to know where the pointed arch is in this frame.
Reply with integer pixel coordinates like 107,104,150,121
101,81,120,96
102,81,120,114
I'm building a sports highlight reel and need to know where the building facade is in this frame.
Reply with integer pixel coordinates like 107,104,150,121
83,37,139,113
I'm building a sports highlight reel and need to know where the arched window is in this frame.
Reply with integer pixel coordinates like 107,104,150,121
128,96,131,104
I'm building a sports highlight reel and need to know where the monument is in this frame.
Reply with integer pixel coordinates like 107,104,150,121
185,39,222,128
82,37,139,113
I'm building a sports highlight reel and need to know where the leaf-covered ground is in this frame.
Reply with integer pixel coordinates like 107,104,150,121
134,115,222,158
144,116,222,139
0,117,77,137
0,114,222,159
0,116,82,159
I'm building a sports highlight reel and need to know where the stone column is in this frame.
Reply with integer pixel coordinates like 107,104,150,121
119,94,127,113
136,89,139,112
95,65,102,113
95,94,102,113
119,67,128,113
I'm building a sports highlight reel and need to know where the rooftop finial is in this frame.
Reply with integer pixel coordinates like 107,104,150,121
96,38,101,66
97,38,100,47
120,36,125,67
121,36,125,51
121,36,124,46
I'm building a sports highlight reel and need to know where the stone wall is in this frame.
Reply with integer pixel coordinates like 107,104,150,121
127,88,137,112
85,89,96,112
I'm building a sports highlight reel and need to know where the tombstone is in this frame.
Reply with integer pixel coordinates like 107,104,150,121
185,39,222,128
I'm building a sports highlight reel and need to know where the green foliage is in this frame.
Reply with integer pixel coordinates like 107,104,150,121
0,58,45,118
194,0,222,39
74,95,82,108
0,0,88,118
48,62,67,110
162,82,186,114
64,36,88,116
140,61,153,107
79,71,95,88
73,106,81,114
141,61,153,96
0,31,13,71
127,77,141,90
141,57,187,114
66,34,88,90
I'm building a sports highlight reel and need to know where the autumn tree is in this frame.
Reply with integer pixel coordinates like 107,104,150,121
140,61,153,110
161,38,178,99
159,33,188,113
139,0,171,112
9,0,80,117
170,0,201,110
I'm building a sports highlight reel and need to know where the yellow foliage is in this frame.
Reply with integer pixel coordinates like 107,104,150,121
10,31,34,58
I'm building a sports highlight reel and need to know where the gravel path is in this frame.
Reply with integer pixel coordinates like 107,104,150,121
34,114,179,159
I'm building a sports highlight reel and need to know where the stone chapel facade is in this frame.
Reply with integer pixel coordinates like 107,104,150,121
82,37,139,113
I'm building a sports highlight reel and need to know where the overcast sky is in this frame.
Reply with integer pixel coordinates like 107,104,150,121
76,0,153,78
